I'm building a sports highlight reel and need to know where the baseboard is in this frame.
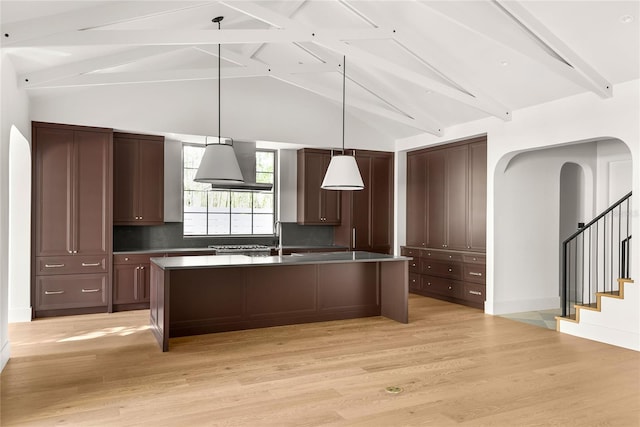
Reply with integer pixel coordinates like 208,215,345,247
1,338,10,372
8,306,31,323
491,296,560,315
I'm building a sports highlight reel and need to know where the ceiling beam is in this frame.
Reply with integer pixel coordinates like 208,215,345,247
18,46,180,88
1,1,213,46
271,72,438,134
28,63,339,88
313,38,511,120
5,28,390,48
494,0,612,98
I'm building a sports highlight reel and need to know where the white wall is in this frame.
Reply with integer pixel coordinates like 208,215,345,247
493,143,597,313
8,126,31,322
596,139,633,211
396,78,640,349
29,77,395,151
1,54,31,371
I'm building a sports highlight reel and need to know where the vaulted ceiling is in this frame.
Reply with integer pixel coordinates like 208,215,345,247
2,1,639,144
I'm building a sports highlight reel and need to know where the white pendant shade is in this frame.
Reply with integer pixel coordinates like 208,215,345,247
194,143,244,184
321,155,364,190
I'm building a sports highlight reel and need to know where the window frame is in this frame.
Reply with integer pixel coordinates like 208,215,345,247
182,143,278,237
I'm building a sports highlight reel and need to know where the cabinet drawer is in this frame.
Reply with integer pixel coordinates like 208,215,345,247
463,254,485,264
408,259,420,273
401,247,422,258
464,264,486,284
421,276,463,299
420,259,463,280
463,283,486,304
114,253,164,264
36,274,107,310
37,256,107,275
409,273,421,291
422,250,463,262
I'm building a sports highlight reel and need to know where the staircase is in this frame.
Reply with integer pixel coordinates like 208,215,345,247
556,278,638,350
556,191,637,350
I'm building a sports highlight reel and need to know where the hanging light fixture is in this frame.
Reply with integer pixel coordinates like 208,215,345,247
194,16,244,184
321,56,364,191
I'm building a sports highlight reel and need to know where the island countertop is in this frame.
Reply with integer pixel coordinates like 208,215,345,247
150,251,412,270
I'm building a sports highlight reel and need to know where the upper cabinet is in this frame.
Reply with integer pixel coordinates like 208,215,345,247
113,132,164,225
406,137,487,252
334,150,394,254
33,123,112,257
297,149,340,225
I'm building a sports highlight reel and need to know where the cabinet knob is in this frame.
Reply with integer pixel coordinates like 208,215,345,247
448,268,452,272
427,265,431,269
427,282,431,286
448,286,452,290
125,257,129,261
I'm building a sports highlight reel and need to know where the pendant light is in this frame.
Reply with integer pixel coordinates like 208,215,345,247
194,16,244,184
321,56,364,191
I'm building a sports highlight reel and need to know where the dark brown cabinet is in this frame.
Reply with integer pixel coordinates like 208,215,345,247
401,247,486,309
113,132,164,225
297,149,340,225
113,253,162,310
334,150,394,254
32,122,112,317
406,137,486,252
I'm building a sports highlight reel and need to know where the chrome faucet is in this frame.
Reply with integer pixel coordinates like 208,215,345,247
274,220,283,257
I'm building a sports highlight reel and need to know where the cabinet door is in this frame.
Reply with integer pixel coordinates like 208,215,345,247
74,130,110,255
138,139,164,224
113,263,139,304
352,155,371,249
297,150,340,225
369,153,393,253
406,152,427,247
425,150,446,249
445,145,469,251
321,154,341,224
34,127,74,256
113,137,138,223
468,141,487,251
138,263,151,302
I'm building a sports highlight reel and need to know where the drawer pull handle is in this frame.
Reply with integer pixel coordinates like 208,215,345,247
427,265,431,269
469,290,483,296
44,290,64,295
82,262,101,267
44,263,65,268
448,268,453,272
469,272,483,277
82,288,100,293
448,286,453,290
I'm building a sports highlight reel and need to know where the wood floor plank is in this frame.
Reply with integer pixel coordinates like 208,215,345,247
2,295,639,426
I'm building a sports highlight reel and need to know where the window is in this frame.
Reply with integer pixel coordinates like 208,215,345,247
183,144,276,236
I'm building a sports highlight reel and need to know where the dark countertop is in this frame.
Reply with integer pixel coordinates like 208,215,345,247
151,251,411,270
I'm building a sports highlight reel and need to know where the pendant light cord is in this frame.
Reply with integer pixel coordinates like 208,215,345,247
217,19,221,145
342,55,346,153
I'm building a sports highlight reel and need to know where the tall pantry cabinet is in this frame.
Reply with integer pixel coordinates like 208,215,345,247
31,122,113,318
403,136,487,309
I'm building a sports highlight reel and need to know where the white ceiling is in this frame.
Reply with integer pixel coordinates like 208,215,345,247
1,0,639,143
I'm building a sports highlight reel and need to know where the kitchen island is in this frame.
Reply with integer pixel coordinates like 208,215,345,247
149,251,410,351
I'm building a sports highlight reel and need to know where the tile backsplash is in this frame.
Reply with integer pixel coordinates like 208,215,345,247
113,222,335,251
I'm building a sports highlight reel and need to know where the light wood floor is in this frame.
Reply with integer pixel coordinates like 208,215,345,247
2,295,639,426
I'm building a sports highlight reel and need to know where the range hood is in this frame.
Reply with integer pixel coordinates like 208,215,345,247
209,140,273,192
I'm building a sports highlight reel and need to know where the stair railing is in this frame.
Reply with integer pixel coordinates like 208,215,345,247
561,191,632,318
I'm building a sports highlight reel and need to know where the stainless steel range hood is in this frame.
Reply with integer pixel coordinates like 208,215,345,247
209,140,273,192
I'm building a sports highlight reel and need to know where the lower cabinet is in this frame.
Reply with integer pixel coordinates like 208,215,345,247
401,246,485,309
113,254,163,311
36,274,107,311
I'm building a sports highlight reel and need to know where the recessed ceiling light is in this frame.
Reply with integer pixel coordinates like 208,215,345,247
620,14,634,24
500,60,509,67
